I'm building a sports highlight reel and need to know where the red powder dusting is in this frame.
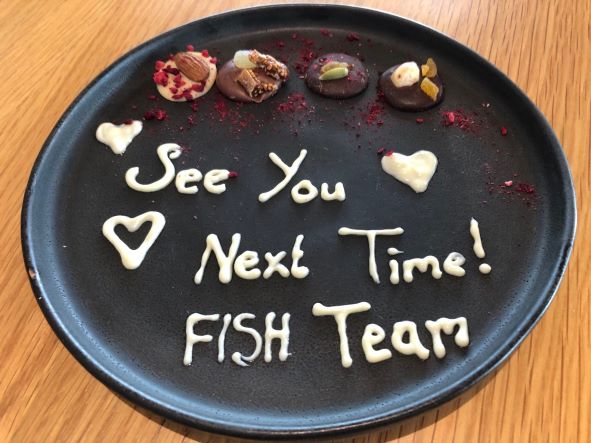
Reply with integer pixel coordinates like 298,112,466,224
484,164,539,207
155,60,165,70
441,109,481,133
201,49,209,57
443,111,455,126
148,94,157,100
385,150,394,156
277,93,308,113
294,47,317,75
364,91,386,126
123,119,134,125
275,40,285,49
162,66,180,76
320,28,333,37
416,117,425,124
376,147,385,155
516,183,535,194
143,108,167,121
153,71,168,86
214,98,230,120
186,44,194,51
228,171,239,178
210,57,218,64
501,126,508,136
346,32,360,41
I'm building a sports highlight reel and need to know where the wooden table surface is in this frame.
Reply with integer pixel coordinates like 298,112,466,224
1,0,589,441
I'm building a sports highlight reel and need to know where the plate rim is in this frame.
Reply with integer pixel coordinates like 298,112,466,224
21,3,577,439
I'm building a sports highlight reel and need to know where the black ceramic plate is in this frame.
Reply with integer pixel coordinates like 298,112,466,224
22,4,576,440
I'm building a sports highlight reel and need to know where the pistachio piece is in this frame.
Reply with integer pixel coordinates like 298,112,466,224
319,66,349,81
320,61,350,74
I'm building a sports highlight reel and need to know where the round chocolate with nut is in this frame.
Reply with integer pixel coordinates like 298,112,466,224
379,59,444,111
305,53,368,99
216,50,288,103
153,50,217,102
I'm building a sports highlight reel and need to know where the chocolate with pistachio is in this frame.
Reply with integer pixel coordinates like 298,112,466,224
305,53,369,99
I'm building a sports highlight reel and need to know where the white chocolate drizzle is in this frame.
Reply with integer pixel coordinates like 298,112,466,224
479,263,492,274
175,168,202,194
184,313,219,366
312,302,371,368
338,227,404,283
263,251,290,279
381,150,438,193
264,312,291,362
391,321,430,360
320,182,346,201
470,218,486,258
291,179,318,203
194,233,241,284
361,324,392,363
234,250,261,280
231,313,262,367
125,143,181,192
443,252,466,277
259,150,307,202
290,234,309,279
96,121,142,155
425,317,470,358
217,313,232,363
388,247,403,284
203,169,231,194
402,256,442,283
102,211,165,270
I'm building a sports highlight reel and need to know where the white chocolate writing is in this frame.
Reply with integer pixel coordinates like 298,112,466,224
312,301,371,368
425,317,469,358
102,211,165,270
338,227,404,284
184,311,291,366
194,234,308,284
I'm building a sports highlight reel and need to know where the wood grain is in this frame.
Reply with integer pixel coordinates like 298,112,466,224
1,0,588,441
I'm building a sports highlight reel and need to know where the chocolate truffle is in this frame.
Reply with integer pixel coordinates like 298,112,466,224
379,59,444,111
216,50,289,103
305,53,368,99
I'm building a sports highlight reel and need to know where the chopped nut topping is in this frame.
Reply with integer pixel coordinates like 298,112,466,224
248,50,289,81
420,77,439,101
236,69,277,98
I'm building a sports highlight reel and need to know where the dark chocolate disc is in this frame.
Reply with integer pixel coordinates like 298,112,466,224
379,64,444,111
216,60,283,103
305,53,368,99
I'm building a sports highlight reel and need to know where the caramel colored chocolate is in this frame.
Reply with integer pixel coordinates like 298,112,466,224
379,64,444,111
216,60,283,103
305,53,368,99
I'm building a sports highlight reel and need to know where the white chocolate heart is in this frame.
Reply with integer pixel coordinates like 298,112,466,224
96,121,142,155
102,211,165,270
381,150,438,193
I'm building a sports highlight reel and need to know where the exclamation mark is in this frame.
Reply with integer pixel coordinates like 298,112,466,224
470,218,492,274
